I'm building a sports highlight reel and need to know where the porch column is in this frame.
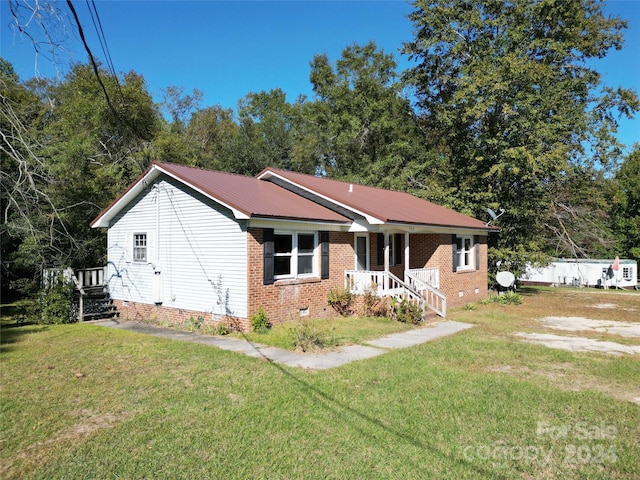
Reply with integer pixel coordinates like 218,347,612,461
404,232,410,273
384,232,390,272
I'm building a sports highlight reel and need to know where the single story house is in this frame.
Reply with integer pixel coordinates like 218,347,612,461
91,162,498,330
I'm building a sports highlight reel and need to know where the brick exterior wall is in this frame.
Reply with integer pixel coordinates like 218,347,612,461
410,233,488,308
112,299,248,330
247,228,353,326
113,230,488,331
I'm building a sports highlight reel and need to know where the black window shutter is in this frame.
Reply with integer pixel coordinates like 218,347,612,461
263,228,274,285
395,234,403,265
474,235,480,270
320,231,330,279
452,234,457,272
377,233,384,265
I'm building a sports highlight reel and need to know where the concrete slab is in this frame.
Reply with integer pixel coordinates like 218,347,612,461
90,318,474,370
365,321,474,349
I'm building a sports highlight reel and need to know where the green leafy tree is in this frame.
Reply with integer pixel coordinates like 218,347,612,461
186,105,238,170
308,42,425,188
46,64,159,266
611,145,640,261
402,0,638,261
1,59,56,286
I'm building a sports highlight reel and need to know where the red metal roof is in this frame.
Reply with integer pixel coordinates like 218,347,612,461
93,162,494,231
154,162,350,222
259,167,491,230
91,162,350,227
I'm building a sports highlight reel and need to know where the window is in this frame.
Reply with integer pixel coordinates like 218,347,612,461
133,233,147,262
273,231,317,279
622,267,633,281
453,235,475,271
377,233,403,266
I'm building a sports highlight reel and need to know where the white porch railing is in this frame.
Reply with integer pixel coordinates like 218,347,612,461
42,267,109,322
75,267,107,289
404,269,446,317
345,269,446,318
407,267,440,290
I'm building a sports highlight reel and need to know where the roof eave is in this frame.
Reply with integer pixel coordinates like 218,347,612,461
91,162,252,228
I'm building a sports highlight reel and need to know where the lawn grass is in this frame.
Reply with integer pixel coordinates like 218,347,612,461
1,289,639,479
235,315,417,350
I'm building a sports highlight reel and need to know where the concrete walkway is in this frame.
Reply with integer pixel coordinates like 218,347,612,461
91,319,474,370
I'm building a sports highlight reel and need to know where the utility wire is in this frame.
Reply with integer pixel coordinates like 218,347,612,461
66,0,117,116
86,0,124,102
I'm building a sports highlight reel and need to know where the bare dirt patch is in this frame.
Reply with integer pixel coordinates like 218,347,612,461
514,332,640,356
1,409,130,479
514,313,640,356
539,316,640,338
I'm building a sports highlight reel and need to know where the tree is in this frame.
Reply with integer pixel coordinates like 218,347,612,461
41,63,160,267
402,0,638,261
1,60,161,286
611,145,640,262
308,42,425,188
185,105,238,170
1,59,60,287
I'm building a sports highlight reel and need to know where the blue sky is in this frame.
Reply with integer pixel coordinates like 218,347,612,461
1,0,638,150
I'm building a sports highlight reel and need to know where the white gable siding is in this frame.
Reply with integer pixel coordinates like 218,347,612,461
106,176,248,318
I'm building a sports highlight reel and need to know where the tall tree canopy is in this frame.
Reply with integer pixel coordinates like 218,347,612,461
309,42,425,188
1,60,160,283
402,0,638,265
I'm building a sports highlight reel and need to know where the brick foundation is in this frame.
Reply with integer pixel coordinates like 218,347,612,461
113,299,249,331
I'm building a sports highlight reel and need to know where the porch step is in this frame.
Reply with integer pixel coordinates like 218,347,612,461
73,287,119,322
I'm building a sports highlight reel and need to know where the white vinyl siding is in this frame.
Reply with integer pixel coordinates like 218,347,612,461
106,177,248,318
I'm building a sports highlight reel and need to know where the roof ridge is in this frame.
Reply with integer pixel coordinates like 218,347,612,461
263,166,414,195
155,161,260,180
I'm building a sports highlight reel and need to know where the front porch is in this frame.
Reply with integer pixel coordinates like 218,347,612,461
345,268,446,317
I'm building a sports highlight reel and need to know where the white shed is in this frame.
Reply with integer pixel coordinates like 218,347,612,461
520,259,638,289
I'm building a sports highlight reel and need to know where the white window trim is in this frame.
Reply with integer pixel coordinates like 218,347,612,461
354,233,370,271
274,231,318,280
133,232,147,263
454,235,475,272
125,230,156,264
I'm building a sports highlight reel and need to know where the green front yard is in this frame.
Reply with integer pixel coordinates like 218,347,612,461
1,289,639,479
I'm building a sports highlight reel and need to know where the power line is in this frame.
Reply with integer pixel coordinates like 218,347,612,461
85,0,124,102
66,0,117,116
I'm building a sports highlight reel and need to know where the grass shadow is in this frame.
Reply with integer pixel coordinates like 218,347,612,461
1,300,49,353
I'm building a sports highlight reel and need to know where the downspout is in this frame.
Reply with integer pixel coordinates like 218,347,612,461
153,185,162,304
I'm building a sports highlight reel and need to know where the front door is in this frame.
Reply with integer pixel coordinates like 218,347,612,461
355,234,369,271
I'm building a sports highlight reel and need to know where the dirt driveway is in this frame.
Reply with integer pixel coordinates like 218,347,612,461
515,295,640,356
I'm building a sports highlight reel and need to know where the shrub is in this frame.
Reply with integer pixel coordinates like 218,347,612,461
184,315,204,331
204,323,230,336
463,303,477,311
35,275,75,324
250,306,271,333
362,287,388,317
288,320,331,352
481,291,523,306
501,291,523,305
327,287,353,316
390,298,423,325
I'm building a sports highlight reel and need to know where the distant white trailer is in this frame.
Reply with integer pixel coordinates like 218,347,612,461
520,259,638,289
